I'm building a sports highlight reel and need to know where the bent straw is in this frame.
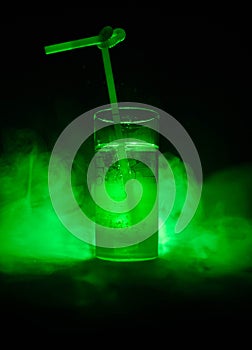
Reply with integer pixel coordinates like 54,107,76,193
44,27,131,185
99,42,132,183
44,27,126,54
45,35,102,54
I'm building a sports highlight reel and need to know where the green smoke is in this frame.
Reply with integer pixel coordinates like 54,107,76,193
0,128,94,274
159,155,252,277
0,128,252,278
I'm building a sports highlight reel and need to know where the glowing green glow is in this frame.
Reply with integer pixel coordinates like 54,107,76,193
0,131,252,277
1,25,251,276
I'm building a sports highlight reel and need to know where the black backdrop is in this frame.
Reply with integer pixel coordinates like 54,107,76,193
0,13,251,334
1,13,251,173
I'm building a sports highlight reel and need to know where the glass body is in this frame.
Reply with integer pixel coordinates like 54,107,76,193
92,106,159,261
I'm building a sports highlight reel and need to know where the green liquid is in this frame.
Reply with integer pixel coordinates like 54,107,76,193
93,142,159,261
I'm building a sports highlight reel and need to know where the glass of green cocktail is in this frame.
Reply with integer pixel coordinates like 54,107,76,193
92,106,159,261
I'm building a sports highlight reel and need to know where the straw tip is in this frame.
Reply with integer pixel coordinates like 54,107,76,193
99,26,114,42
98,27,126,49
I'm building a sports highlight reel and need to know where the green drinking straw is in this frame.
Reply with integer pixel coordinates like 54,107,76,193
44,27,126,54
98,27,132,182
44,26,131,186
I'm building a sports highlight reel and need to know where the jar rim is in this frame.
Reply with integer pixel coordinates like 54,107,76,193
94,106,159,124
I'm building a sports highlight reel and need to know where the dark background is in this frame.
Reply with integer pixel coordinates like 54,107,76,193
0,13,252,334
1,13,251,173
